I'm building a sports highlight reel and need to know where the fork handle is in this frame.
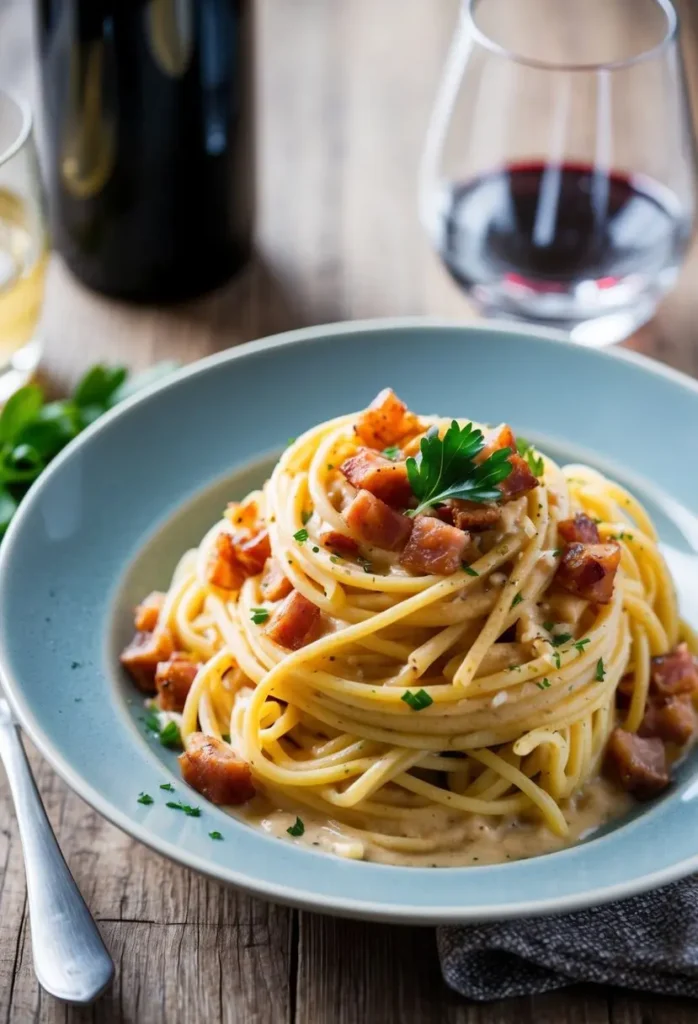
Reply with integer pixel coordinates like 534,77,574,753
0,714,114,1003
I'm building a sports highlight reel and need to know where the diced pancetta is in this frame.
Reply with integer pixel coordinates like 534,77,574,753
448,499,501,532
399,515,469,576
207,528,271,592
555,542,620,604
340,448,412,507
264,591,321,650
650,643,698,698
639,695,696,746
134,591,166,632
155,654,200,712
477,424,539,501
343,490,413,551
558,513,600,545
120,628,174,693
179,733,255,805
605,727,669,798
319,528,360,556
260,559,293,602
354,389,420,449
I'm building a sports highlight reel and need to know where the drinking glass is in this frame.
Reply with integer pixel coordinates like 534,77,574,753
420,0,696,346
0,90,48,398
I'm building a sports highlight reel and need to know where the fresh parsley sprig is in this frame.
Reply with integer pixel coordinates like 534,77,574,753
516,436,545,477
405,421,512,516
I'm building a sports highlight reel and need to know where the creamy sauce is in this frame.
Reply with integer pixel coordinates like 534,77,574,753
239,777,632,867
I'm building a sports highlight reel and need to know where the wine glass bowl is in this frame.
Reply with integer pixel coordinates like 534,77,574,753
420,0,696,346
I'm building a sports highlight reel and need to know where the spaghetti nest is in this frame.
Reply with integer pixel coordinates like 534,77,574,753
152,399,681,858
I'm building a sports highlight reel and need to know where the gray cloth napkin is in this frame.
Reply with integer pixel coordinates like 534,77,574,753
438,876,698,1001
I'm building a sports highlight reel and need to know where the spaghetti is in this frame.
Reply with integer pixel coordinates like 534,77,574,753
122,390,696,865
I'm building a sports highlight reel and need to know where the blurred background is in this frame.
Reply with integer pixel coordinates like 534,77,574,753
1,0,697,387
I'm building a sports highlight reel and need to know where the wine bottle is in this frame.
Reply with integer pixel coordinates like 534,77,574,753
36,0,254,303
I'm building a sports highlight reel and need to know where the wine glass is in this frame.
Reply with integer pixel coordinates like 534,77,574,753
420,0,696,346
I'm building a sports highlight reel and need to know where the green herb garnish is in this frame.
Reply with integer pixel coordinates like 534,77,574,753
160,783,175,792
511,592,524,608
287,817,305,837
463,565,479,577
516,436,545,477
137,792,154,805
574,638,591,654
159,721,182,749
553,651,561,670
405,421,513,516
301,510,312,525
543,621,555,631
401,688,434,711
166,801,201,817
551,633,573,647
552,549,562,557
143,710,161,734
381,445,401,461
250,607,270,625
293,528,309,544
222,734,231,743
329,555,342,564
596,658,606,682
209,831,224,840
535,678,551,690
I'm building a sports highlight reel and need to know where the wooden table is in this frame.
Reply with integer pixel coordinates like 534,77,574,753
1,0,698,1020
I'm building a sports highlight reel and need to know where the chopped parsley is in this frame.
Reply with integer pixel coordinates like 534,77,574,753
312,546,319,553
209,831,224,840
401,688,433,711
159,721,182,749
511,592,524,608
381,445,401,461
166,800,201,817
516,437,545,477
137,792,154,805
551,633,573,647
329,555,342,564
542,620,555,631
301,510,312,525
250,607,270,625
287,817,305,837
222,734,231,743
536,678,551,690
553,651,561,670
287,436,296,446
596,658,606,682
143,710,161,734
462,564,479,577
552,549,562,557
160,783,175,792
293,528,309,544
405,421,513,516
574,638,591,654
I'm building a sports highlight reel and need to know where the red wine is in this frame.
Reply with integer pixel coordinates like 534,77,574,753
436,161,690,324
37,0,254,303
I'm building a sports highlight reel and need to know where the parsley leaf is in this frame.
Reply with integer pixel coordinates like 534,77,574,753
405,421,513,515
137,792,154,805
462,565,479,577
301,510,312,525
401,688,433,711
574,638,591,654
143,710,161,734
536,678,551,690
293,528,309,544
516,436,545,477
159,721,182,749
543,620,555,631
209,831,224,840
511,592,523,608
596,658,606,682
287,817,305,837
381,445,401,461
166,801,201,817
160,783,175,792
553,651,561,670
551,633,573,647
250,607,270,625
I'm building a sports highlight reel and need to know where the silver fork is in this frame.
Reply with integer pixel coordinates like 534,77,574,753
0,697,114,1003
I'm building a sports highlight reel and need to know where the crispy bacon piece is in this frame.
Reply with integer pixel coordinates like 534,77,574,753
134,591,166,632
605,728,670,798
260,559,293,602
555,542,620,604
639,695,696,746
558,513,600,545
478,424,539,501
120,628,174,693
448,499,501,532
319,528,360,557
264,591,321,650
354,388,420,449
399,515,469,576
343,489,413,551
207,529,271,592
179,733,255,805
650,643,698,698
340,448,412,507
155,654,199,712
225,496,262,530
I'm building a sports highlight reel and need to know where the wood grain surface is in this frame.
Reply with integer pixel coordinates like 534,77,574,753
0,1,697,1021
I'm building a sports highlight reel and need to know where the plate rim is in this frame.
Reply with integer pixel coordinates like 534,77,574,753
2,314,698,924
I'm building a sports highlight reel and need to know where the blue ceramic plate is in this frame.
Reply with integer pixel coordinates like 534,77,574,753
1,319,697,924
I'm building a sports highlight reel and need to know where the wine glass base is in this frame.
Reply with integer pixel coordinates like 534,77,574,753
475,301,658,348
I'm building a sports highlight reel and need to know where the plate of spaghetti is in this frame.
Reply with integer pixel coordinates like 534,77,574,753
1,319,698,922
